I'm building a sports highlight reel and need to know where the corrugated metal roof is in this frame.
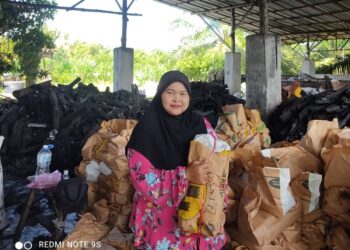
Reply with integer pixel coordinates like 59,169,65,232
154,0,350,44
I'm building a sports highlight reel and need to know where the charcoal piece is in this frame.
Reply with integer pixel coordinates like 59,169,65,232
49,89,62,131
339,112,350,128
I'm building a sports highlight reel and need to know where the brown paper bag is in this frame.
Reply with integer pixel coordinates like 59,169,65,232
225,199,239,225
261,167,296,217
270,146,322,179
290,172,322,216
179,140,231,236
58,213,110,250
237,183,302,246
321,129,350,189
326,226,350,250
301,215,330,249
323,186,350,224
299,119,339,156
223,104,247,129
102,226,134,250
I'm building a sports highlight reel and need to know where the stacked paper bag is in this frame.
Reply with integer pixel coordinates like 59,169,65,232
216,104,271,151
64,119,137,250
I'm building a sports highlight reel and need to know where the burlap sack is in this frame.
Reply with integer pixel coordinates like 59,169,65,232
269,146,322,179
179,138,231,236
290,172,322,216
299,119,339,156
58,213,110,250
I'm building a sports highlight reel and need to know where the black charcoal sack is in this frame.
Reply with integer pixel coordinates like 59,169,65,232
55,177,88,213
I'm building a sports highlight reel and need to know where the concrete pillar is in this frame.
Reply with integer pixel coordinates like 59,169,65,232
246,34,281,121
301,59,315,76
225,52,241,97
113,47,134,92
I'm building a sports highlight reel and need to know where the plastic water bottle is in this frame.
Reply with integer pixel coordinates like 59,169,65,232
63,170,69,180
35,145,52,176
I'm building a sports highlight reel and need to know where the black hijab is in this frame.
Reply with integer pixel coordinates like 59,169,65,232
126,70,207,170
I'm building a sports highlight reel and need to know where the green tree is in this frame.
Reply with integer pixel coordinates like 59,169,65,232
0,0,56,85
47,41,113,86
14,28,55,85
0,0,56,39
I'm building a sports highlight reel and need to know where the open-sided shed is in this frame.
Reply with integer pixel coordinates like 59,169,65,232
154,0,350,44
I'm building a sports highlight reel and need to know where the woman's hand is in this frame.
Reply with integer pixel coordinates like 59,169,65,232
185,159,208,184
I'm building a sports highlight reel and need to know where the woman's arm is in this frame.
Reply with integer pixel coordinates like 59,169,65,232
127,148,189,207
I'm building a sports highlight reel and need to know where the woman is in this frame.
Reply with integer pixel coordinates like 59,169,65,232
126,70,227,249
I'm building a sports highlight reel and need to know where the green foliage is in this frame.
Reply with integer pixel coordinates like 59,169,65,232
14,28,55,85
316,55,350,74
281,45,302,75
0,1,56,84
0,0,56,39
46,41,113,85
0,53,13,74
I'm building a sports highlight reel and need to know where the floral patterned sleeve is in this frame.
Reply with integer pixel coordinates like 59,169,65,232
127,148,189,207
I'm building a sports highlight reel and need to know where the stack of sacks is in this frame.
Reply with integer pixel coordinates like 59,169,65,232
67,119,137,249
215,104,271,151
178,134,231,236
321,128,350,225
226,148,302,249
78,119,137,232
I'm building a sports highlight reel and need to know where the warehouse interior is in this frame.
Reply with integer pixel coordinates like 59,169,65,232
1,1,350,249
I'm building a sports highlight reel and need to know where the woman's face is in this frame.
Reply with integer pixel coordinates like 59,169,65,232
161,81,190,116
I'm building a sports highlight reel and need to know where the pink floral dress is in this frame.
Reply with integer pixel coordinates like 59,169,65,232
127,119,227,250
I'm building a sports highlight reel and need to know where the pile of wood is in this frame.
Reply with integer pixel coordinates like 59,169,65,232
268,86,350,143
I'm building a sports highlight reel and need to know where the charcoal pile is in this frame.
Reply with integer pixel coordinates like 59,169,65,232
0,78,150,177
268,86,350,142
191,81,246,125
0,79,245,177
